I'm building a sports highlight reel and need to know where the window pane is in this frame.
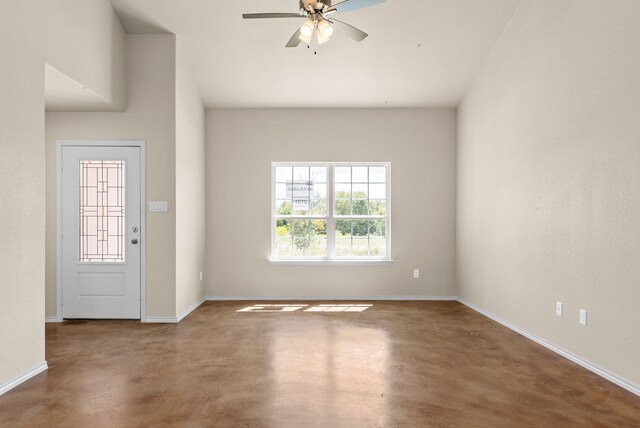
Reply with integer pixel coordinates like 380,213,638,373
275,183,287,199
276,166,292,182
80,160,125,263
335,199,352,216
369,183,385,199
335,220,352,257
292,220,309,257
369,219,386,237
309,220,327,256
370,238,386,257
352,220,368,237
352,184,368,199
291,219,327,257
310,166,327,182
275,219,293,256
275,199,292,215
313,183,327,199
353,200,368,215
369,166,386,183
335,183,351,198
335,166,351,182
293,166,309,181
369,200,386,215
352,238,369,256
352,166,368,183
335,238,351,256
310,198,327,215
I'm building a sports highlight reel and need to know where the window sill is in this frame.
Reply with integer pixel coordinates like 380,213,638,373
269,259,394,266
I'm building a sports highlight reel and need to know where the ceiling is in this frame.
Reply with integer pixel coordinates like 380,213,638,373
108,0,521,108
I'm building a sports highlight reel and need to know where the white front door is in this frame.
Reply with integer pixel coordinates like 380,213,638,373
61,145,141,319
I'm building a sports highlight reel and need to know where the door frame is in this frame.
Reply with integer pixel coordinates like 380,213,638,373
56,140,147,322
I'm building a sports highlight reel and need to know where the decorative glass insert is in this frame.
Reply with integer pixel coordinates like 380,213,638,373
79,160,126,262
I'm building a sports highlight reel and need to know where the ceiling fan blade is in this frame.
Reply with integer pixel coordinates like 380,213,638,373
326,0,385,14
242,13,306,19
286,29,303,48
329,18,368,42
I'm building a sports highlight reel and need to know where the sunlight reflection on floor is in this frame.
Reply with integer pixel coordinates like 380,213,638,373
236,304,308,312
236,304,373,313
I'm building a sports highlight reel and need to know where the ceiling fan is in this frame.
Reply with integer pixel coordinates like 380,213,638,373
243,0,385,47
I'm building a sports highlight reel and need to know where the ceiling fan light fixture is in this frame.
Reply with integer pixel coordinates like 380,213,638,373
298,33,312,44
316,28,330,45
317,19,333,37
300,19,315,37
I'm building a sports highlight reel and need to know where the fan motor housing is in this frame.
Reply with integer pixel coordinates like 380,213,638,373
299,0,331,12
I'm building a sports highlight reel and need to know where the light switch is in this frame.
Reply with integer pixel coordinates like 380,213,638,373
149,201,168,212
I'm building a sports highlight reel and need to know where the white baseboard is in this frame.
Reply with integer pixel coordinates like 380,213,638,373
0,362,48,397
177,296,206,322
143,317,178,323
45,316,61,323
456,297,640,397
205,295,458,301
143,297,206,324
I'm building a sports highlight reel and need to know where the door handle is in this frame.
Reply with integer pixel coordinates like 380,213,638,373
131,239,139,245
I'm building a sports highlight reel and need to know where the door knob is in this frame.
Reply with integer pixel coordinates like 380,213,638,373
131,238,139,245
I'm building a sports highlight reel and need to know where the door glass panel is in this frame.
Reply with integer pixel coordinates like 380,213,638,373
79,160,125,262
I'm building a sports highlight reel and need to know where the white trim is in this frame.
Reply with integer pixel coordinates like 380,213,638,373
143,297,206,324
271,162,391,262
144,317,178,323
457,297,640,398
176,296,206,322
45,316,61,323
206,295,457,301
56,140,147,322
0,362,48,397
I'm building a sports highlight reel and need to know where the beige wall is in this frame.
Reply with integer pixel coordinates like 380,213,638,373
0,0,47,390
205,109,456,298
46,35,178,319
1,0,127,390
457,0,640,387
44,0,126,110
175,42,206,315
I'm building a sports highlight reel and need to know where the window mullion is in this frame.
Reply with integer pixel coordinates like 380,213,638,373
271,163,276,258
327,164,335,259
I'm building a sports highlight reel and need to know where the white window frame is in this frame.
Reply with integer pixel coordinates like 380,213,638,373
270,162,392,265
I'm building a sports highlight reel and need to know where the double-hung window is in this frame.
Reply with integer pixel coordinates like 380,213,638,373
271,162,390,262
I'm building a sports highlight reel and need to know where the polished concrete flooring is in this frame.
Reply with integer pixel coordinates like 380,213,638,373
1,301,639,427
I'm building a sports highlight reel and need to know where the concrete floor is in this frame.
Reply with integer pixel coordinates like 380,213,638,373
0,301,638,427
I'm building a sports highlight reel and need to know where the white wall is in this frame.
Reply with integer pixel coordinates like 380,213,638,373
175,42,206,315
205,109,456,298
458,0,640,387
46,35,178,319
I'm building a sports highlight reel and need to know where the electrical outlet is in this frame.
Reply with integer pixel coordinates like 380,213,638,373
413,269,420,279
556,302,563,317
199,271,203,281
579,309,587,326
